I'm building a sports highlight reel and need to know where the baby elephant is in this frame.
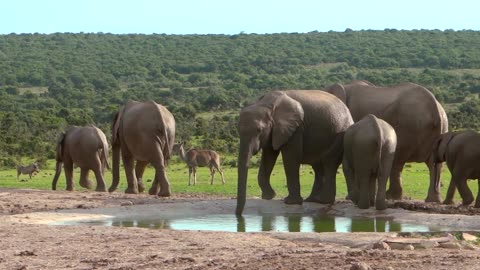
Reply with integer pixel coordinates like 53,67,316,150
433,130,480,207
52,125,110,192
343,114,397,210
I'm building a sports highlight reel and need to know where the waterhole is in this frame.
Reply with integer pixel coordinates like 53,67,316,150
52,213,443,233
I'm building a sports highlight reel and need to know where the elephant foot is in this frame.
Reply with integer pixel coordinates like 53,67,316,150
148,186,161,195
462,197,474,206
386,189,403,201
375,203,387,211
125,187,139,194
283,195,303,205
138,180,145,193
442,199,455,205
425,192,442,203
80,179,94,190
474,200,480,208
261,190,276,200
95,186,107,192
108,186,117,193
158,190,171,197
305,194,335,204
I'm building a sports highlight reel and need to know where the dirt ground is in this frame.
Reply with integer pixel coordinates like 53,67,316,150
1,188,480,270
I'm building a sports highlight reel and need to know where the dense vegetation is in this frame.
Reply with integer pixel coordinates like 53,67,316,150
1,30,480,167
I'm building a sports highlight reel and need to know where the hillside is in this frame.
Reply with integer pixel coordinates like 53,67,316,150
1,30,480,164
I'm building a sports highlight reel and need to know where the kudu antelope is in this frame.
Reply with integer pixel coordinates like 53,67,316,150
16,162,40,180
173,142,225,185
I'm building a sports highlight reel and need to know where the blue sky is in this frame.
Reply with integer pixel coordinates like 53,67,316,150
2,0,479,35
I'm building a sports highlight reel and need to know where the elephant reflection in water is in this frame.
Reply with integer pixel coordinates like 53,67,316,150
236,214,409,233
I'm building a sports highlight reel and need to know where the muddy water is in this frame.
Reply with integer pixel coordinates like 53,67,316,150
53,213,441,233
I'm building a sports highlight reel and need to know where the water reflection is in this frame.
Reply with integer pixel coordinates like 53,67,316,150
59,213,438,233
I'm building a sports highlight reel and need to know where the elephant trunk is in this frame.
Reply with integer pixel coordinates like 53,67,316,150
51,162,62,190
236,141,252,216
109,143,121,192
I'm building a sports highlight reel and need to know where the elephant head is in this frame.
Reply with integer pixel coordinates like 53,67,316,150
236,91,304,215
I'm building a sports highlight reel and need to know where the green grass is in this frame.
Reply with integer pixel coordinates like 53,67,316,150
1,158,477,203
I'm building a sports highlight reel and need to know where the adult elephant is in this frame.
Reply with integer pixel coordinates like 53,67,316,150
326,80,448,202
236,90,353,215
109,100,175,196
433,130,480,207
52,125,110,192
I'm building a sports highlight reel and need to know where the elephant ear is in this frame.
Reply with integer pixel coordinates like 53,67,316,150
327,83,347,104
434,132,455,162
272,94,304,150
112,108,123,146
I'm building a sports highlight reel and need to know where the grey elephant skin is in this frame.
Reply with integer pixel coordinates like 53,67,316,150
326,81,448,202
52,125,110,191
433,130,480,207
236,90,354,215
343,114,397,210
110,100,175,196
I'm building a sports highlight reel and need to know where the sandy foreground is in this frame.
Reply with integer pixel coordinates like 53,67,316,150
1,188,480,270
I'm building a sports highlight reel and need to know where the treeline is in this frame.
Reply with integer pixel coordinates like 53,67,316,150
1,30,480,166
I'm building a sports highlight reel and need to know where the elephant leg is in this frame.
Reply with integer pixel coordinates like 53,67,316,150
369,175,376,206
455,174,474,206
63,160,75,191
210,166,215,185
258,146,280,200
443,177,456,205
193,167,197,185
425,157,443,203
305,164,324,202
386,159,405,200
342,156,355,201
122,154,139,194
149,147,171,197
91,156,107,192
79,168,94,190
188,167,193,186
376,153,394,210
280,150,302,205
474,179,480,208
135,160,148,193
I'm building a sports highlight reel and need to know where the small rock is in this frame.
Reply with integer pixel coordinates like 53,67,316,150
414,240,439,249
388,243,414,250
350,262,372,270
462,233,478,242
439,242,462,249
121,201,134,206
373,241,391,250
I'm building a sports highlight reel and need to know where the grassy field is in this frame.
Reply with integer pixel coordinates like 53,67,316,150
1,157,476,203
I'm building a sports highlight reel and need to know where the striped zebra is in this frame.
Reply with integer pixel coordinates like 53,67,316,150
16,163,40,180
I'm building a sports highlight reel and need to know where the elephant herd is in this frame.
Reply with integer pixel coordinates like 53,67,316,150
51,80,480,216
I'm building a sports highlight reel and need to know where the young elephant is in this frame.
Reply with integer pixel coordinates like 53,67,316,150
433,130,480,207
52,125,110,192
343,114,397,210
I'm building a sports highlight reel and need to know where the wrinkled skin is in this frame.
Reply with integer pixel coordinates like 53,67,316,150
236,90,353,215
343,114,397,210
52,125,110,192
326,81,448,203
110,100,175,196
433,130,480,207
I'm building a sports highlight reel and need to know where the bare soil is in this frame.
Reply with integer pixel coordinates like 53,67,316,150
1,188,480,270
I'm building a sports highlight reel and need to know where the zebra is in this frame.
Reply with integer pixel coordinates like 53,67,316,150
16,163,40,180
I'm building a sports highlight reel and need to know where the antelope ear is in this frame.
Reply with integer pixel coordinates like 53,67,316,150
272,94,304,150
434,132,455,162
112,108,123,146
327,83,347,104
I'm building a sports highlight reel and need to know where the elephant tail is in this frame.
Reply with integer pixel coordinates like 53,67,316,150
101,140,110,171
